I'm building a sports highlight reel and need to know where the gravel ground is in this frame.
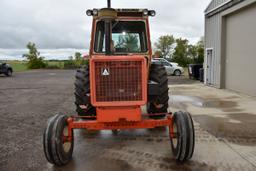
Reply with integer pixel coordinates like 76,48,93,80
0,70,255,171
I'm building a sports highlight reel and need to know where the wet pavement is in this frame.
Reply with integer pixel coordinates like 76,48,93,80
0,71,256,171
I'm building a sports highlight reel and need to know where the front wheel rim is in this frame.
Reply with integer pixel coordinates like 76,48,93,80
171,122,178,148
62,126,71,153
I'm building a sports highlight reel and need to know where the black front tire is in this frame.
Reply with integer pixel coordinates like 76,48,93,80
5,69,12,77
169,111,195,162
43,114,74,166
43,114,59,164
147,63,169,119
74,65,96,117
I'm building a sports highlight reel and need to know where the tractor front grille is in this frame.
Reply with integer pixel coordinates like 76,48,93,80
94,60,143,102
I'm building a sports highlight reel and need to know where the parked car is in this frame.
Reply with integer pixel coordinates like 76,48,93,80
152,58,184,76
0,62,13,76
170,62,178,66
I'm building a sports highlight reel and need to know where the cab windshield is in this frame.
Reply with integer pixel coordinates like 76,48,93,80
94,20,148,54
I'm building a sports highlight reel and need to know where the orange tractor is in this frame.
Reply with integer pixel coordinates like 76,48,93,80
43,1,195,166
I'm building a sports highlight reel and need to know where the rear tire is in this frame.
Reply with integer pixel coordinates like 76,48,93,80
74,65,96,117
169,111,195,162
43,114,74,166
174,70,181,76
147,63,169,119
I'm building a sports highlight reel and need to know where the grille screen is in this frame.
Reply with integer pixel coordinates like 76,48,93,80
94,61,142,102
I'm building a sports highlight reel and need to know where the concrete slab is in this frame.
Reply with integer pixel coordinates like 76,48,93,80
169,81,256,170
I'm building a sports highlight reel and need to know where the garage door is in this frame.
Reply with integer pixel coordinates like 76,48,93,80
225,4,256,96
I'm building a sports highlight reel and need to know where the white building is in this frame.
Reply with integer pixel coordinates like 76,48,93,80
205,0,256,96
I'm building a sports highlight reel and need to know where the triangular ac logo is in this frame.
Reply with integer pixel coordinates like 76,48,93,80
102,68,110,76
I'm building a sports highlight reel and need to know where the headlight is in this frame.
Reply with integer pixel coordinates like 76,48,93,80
143,9,148,16
86,10,93,16
149,10,156,17
92,9,98,16
143,9,156,17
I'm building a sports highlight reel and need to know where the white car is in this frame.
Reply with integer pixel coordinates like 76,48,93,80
152,58,184,76
170,62,178,66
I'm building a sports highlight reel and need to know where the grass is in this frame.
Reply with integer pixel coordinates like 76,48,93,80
8,61,28,72
183,67,188,77
7,61,67,72
45,61,64,69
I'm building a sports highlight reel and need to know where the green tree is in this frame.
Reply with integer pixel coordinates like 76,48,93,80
195,37,204,64
116,34,139,51
172,38,192,67
68,56,73,61
153,50,162,58
154,35,175,58
74,52,82,61
187,37,205,64
188,44,197,61
23,42,46,69
74,52,82,66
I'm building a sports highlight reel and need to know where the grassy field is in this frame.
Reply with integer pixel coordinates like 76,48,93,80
7,61,66,72
8,61,28,72
45,61,65,69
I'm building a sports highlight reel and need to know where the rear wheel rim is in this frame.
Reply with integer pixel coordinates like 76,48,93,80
62,126,71,153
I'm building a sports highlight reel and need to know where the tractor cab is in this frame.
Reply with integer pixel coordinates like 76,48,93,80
87,8,155,59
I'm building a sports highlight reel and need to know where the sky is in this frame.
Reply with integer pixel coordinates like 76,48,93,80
0,0,211,60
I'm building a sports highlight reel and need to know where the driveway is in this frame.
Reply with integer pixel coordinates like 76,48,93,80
0,71,255,171
169,78,256,170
